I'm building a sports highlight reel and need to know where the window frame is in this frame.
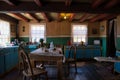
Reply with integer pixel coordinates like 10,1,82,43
29,23,46,43
0,19,10,46
71,23,88,44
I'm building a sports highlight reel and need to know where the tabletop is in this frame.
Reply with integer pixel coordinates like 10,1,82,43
30,47,65,62
94,57,120,62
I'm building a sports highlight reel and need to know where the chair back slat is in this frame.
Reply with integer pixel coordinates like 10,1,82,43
19,49,33,75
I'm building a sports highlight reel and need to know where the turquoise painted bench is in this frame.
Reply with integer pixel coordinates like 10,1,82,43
64,45,101,59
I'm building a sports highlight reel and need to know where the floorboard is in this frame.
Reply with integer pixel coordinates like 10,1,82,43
0,61,116,80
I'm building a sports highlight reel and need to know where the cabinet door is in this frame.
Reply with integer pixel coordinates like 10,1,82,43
77,49,85,58
13,49,19,65
84,49,93,58
114,62,120,73
0,55,5,74
114,51,120,73
5,47,19,72
93,49,101,57
5,53,12,71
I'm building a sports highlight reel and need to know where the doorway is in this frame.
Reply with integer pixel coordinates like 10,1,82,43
107,19,117,57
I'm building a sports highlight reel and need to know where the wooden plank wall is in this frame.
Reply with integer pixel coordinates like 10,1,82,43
46,21,71,36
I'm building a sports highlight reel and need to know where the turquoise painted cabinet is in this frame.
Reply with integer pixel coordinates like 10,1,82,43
64,45,101,59
0,45,37,76
24,45,38,53
0,55,5,74
114,51,120,73
76,49,84,58
0,46,18,76
28,45,38,52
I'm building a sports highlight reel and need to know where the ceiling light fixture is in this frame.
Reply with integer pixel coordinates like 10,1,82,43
60,13,72,20
64,15,67,19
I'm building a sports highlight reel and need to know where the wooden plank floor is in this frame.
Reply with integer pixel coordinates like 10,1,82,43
0,61,116,80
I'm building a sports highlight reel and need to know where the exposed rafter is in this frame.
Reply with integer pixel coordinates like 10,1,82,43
28,13,40,22
57,13,61,22
104,0,118,9
0,13,18,23
0,0,119,22
69,13,75,22
2,0,16,6
34,0,49,22
0,1,120,13
79,14,91,22
102,14,117,20
92,0,105,9
90,14,110,22
34,0,42,7
65,0,72,6
11,13,30,22
41,13,49,22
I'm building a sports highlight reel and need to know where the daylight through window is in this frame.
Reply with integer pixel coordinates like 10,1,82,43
30,24,46,43
72,24,88,44
0,20,10,46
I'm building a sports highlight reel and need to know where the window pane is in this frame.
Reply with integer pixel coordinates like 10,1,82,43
30,24,46,43
0,20,10,46
72,24,87,44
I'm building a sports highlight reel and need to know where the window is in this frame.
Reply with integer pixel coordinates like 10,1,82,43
0,20,10,46
30,24,46,43
72,24,87,44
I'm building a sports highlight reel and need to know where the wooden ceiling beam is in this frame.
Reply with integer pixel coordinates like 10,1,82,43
79,14,91,22
0,2,120,13
104,0,118,9
65,0,72,6
0,13,18,23
90,14,109,22
28,13,40,22
34,0,42,7
2,0,16,6
69,13,75,22
102,14,118,20
92,0,105,9
34,0,49,22
41,13,49,22
11,13,29,22
57,13,61,22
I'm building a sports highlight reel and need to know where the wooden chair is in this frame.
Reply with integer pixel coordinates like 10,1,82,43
19,49,48,80
18,43,30,73
65,45,77,74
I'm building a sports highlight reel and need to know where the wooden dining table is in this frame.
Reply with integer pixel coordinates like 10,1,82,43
29,48,64,80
